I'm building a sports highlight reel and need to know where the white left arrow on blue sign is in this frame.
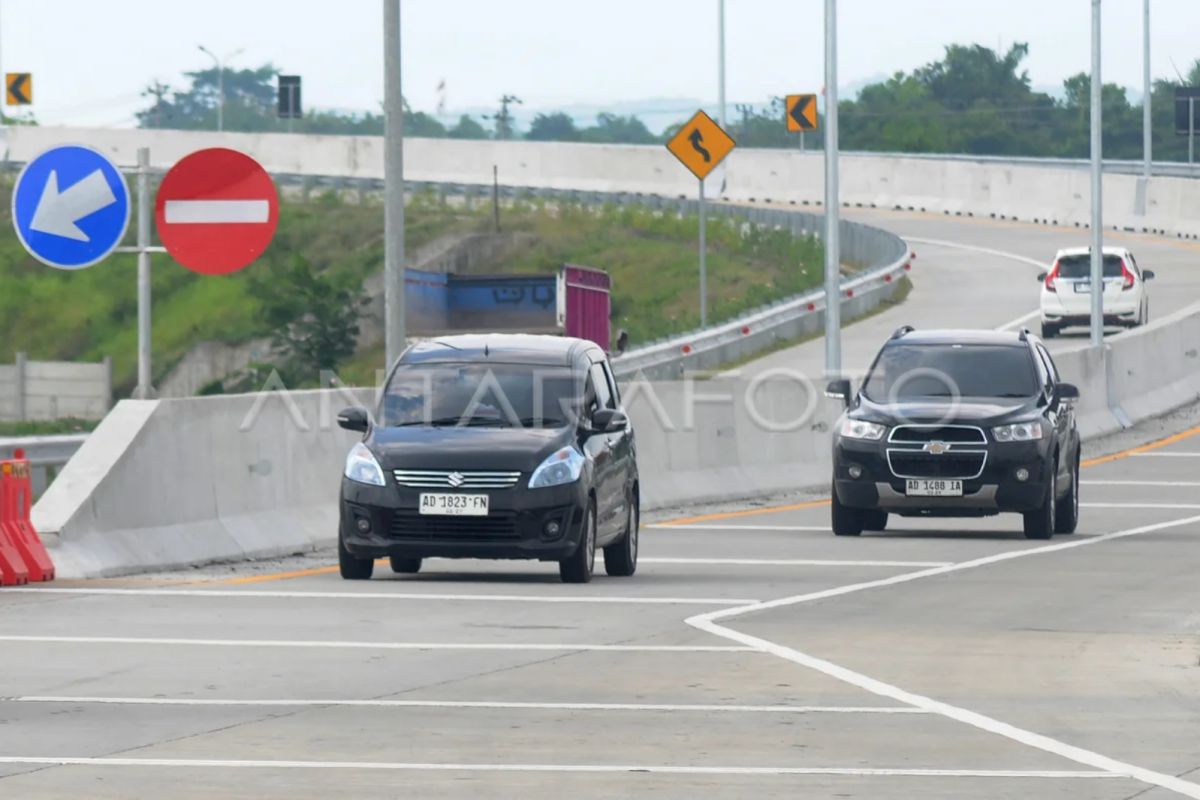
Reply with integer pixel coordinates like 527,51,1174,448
30,170,118,241
11,144,131,270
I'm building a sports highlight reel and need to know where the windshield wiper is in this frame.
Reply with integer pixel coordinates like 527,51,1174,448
391,415,507,427
513,416,567,428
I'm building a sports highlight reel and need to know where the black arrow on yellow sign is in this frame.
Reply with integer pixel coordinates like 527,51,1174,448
6,73,32,106
786,93,817,133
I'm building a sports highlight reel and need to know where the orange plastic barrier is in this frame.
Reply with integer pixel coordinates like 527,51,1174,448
1,449,53,583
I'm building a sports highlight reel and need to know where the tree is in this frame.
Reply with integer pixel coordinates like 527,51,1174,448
448,114,488,139
486,95,523,139
251,256,368,374
526,112,580,141
580,113,657,144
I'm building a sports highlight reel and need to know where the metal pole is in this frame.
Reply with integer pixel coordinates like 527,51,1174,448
698,178,707,328
492,165,500,232
217,59,224,132
823,0,841,378
1089,0,1104,347
135,147,155,399
383,0,406,369
1143,0,1151,180
717,0,725,130
1188,97,1197,164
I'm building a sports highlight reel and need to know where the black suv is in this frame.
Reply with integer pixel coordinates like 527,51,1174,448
337,335,639,584
827,327,1081,540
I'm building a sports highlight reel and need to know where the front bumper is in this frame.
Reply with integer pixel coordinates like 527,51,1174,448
339,477,588,561
834,437,1050,516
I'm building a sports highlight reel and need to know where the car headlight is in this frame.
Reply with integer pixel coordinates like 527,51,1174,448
840,418,886,441
529,446,585,489
344,442,386,486
992,421,1044,442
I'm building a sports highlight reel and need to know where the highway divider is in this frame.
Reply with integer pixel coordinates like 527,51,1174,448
0,449,54,584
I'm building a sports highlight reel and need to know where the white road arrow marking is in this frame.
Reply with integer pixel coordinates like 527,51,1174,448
164,199,270,224
29,169,117,242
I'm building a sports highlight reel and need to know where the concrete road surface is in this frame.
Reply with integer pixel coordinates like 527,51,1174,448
1,411,1199,799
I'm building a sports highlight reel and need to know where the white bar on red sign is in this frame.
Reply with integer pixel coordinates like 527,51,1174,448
164,199,271,224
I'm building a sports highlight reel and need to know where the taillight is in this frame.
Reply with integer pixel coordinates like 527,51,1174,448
1120,260,1136,290
1044,262,1059,293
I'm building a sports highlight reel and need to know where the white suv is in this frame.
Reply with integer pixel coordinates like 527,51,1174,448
1037,247,1155,338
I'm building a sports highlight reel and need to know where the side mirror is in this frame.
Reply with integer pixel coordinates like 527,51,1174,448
337,405,371,433
1035,271,1048,282
590,408,628,434
825,379,852,407
1142,269,1156,281
1055,383,1080,405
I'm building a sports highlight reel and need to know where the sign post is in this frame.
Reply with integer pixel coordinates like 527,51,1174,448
1174,87,1200,165
666,110,736,328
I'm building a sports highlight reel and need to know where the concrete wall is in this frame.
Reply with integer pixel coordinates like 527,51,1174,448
4,127,1197,236
0,354,112,422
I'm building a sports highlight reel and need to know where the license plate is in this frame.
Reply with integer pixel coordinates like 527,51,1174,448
1074,282,1091,293
906,479,963,497
419,493,489,516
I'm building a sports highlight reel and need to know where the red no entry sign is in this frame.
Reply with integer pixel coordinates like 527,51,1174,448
155,148,279,275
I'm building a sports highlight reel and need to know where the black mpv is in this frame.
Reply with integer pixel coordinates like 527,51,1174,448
827,327,1081,540
337,335,639,583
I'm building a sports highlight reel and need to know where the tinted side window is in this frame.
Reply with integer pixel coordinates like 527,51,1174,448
589,363,614,410
600,361,621,405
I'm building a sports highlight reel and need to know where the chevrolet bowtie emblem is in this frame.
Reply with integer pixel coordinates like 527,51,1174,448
923,441,952,455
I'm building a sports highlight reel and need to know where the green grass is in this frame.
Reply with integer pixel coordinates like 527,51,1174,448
0,418,99,436
0,182,824,395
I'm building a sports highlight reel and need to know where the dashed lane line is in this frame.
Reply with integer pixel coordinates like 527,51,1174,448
685,512,1200,799
0,587,757,606
0,757,1121,779
0,636,755,654
1,696,928,715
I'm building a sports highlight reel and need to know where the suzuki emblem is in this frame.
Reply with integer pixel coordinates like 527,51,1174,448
447,471,465,488
923,441,952,456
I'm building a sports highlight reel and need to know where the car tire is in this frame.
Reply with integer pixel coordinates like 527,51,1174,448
338,534,374,580
831,489,864,537
1054,453,1080,535
862,509,888,532
389,556,422,574
604,493,638,577
1022,460,1057,540
560,500,597,584
1040,322,1058,339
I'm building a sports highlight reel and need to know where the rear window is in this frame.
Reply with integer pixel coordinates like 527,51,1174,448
1056,254,1124,279
862,344,1040,401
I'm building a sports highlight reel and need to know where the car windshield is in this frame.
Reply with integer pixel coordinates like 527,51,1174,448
862,344,1040,401
379,362,583,428
1056,254,1124,279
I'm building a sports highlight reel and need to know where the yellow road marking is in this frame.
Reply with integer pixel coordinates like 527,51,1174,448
1081,424,1200,467
656,499,831,527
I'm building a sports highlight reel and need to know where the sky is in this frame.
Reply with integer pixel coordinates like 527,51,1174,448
3,0,1198,130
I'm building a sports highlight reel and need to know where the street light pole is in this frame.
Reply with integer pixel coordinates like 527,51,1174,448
197,45,243,132
1089,0,1104,347
823,0,841,378
717,0,726,130
1143,0,1152,180
383,0,406,369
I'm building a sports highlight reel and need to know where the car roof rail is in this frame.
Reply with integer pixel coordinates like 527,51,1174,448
890,325,915,340
1018,327,1030,342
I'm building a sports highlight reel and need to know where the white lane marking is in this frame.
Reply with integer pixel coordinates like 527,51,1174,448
685,513,1200,799
1081,502,1200,510
642,557,953,568
1082,480,1200,487
1130,452,1200,458
0,757,1119,779
997,309,1042,332
0,587,754,606
163,199,270,224
0,636,753,653
902,236,1047,269
3,696,926,715
648,523,830,531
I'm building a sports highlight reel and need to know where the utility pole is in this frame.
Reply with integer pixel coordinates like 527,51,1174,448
383,0,406,368
1089,0,1104,347
823,0,841,378
198,45,243,132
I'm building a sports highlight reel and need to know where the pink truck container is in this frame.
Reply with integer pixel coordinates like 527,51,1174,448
557,264,611,352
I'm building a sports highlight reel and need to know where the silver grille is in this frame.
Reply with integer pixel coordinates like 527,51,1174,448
393,469,522,489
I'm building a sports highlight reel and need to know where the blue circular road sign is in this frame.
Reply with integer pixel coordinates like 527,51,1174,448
11,144,131,270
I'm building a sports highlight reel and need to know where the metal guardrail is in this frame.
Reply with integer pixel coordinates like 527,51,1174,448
820,150,1200,180
0,434,88,498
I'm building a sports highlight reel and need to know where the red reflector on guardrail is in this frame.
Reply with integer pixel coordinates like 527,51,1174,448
0,456,54,584
806,303,816,311
740,326,750,335
884,274,893,282
681,344,692,355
